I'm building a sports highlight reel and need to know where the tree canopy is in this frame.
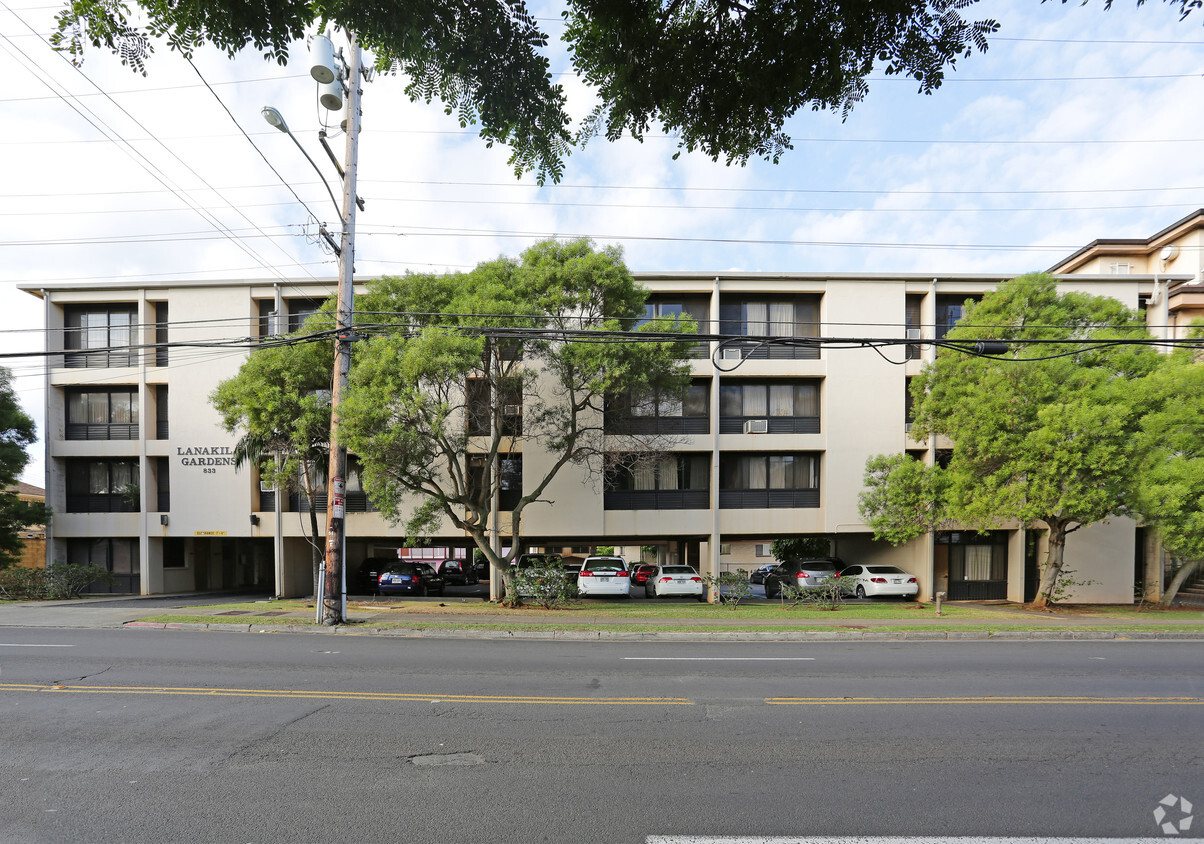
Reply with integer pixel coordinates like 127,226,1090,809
0,367,44,569
51,0,1008,181
859,273,1161,607
338,238,694,597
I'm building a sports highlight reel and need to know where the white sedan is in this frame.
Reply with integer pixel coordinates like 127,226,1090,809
645,565,706,601
577,555,632,597
840,564,919,599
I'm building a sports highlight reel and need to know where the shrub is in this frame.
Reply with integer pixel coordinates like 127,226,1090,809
0,563,116,600
506,563,578,609
778,574,856,610
701,569,753,609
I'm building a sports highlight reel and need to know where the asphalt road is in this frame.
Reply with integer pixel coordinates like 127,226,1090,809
0,629,1200,843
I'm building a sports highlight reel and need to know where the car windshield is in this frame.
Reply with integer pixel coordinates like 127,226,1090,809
866,566,906,574
584,558,624,572
661,566,695,575
382,563,419,575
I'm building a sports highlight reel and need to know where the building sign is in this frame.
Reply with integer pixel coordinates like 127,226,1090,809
194,531,227,536
177,446,236,471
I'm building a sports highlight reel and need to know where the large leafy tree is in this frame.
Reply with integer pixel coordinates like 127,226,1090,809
0,368,46,569
50,0,1008,180
210,331,332,595
339,238,694,600
860,274,1160,608
1133,341,1204,606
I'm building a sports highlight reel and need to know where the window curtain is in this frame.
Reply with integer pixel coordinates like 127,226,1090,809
769,302,794,335
658,458,679,490
743,384,767,416
769,384,793,416
745,302,769,336
633,461,656,490
795,384,819,416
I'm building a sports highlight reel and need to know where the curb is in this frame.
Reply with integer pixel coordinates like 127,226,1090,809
121,622,1204,642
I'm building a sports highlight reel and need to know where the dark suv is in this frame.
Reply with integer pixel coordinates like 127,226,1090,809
763,557,844,599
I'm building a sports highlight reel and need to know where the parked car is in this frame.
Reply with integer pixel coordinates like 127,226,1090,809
375,561,445,596
645,565,705,601
763,557,844,599
632,564,658,586
353,557,397,595
749,563,777,585
839,564,918,599
576,555,631,598
435,558,477,585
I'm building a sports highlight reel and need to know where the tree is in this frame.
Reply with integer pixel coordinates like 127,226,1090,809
210,330,332,596
859,274,1160,608
51,0,1007,181
339,238,694,602
0,367,45,569
770,536,833,562
858,453,948,546
1133,341,1204,606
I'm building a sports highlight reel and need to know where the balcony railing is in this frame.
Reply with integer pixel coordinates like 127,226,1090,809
603,490,709,510
718,416,819,435
718,489,819,508
65,423,138,441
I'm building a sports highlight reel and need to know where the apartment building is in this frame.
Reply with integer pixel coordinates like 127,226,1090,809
22,210,1204,602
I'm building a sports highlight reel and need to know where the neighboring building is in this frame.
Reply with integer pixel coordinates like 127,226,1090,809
5,482,46,569
20,212,1204,601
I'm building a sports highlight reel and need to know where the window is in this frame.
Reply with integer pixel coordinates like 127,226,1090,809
67,538,139,593
605,454,709,509
935,294,981,341
468,455,522,511
163,537,187,569
155,386,169,439
153,302,168,366
719,453,819,508
65,388,139,440
287,298,325,333
606,382,708,434
466,379,522,437
905,295,923,360
719,296,820,359
755,543,772,557
65,459,139,512
634,296,709,357
154,457,170,512
905,377,915,432
65,305,137,368
719,381,819,434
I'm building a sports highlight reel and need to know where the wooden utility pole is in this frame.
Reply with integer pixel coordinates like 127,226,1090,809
322,33,362,626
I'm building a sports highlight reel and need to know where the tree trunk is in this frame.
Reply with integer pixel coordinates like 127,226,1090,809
1159,558,1202,607
1031,521,1068,609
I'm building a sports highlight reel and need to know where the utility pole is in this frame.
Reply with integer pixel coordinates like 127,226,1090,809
321,32,362,626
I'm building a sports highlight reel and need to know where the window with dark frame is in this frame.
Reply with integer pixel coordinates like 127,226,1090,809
718,452,820,508
466,379,523,437
65,388,139,440
605,382,708,435
64,305,137,368
718,296,820,360
604,454,709,510
718,380,819,434
65,459,140,512
67,537,139,593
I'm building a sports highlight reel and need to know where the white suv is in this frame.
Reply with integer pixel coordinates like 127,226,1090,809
576,555,631,598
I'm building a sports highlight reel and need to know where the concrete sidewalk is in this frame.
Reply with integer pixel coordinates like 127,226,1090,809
2,593,1202,641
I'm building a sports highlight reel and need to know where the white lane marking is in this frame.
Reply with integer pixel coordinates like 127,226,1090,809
623,657,815,661
645,833,1170,837
0,644,75,648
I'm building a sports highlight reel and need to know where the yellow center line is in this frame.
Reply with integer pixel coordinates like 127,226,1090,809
0,683,692,705
765,696,1204,705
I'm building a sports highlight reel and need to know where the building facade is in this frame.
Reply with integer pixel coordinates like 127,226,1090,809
23,211,1204,602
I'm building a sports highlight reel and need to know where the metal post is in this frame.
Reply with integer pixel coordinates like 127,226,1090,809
321,34,361,626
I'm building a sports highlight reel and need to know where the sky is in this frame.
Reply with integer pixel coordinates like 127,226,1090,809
3,0,1204,485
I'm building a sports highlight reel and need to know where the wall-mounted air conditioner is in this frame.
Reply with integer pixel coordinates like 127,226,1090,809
721,347,742,360
503,405,522,415
744,419,768,434
906,328,921,340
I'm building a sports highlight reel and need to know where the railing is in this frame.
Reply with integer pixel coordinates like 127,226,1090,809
603,490,710,510
66,494,140,513
718,417,819,435
64,350,139,368
717,489,819,508
65,423,138,441
604,415,709,435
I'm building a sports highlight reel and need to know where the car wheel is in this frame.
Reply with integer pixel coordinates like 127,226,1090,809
855,584,866,599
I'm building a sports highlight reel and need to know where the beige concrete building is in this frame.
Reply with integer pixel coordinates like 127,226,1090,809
21,211,1204,602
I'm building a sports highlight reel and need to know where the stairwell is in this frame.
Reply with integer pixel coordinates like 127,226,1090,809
1176,566,1204,606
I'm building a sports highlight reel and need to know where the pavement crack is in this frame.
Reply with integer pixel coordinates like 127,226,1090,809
57,664,114,685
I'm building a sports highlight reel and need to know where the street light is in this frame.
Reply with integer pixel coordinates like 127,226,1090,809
261,106,343,224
